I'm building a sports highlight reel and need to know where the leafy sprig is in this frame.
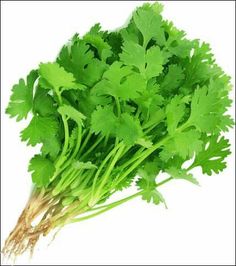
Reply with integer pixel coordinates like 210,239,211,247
6,2,234,218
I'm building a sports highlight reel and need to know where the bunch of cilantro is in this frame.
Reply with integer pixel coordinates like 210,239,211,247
4,2,234,257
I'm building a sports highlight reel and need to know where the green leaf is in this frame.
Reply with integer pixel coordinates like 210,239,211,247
92,62,146,100
120,41,146,73
33,87,56,116
145,46,165,79
164,21,194,58
161,64,184,94
57,40,108,87
133,3,165,47
142,189,167,207
161,130,203,161
116,113,143,145
142,108,165,130
189,83,233,133
137,160,160,183
91,105,117,136
39,62,78,90
84,23,112,61
28,155,55,187
120,42,166,79
136,159,159,191
58,105,86,126
166,96,186,135
41,137,61,160
191,135,231,175
21,116,59,146
165,166,199,185
137,158,166,207
6,70,38,121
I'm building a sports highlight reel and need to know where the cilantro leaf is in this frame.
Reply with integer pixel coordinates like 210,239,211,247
33,87,56,116
41,137,61,160
120,41,166,79
84,23,112,61
164,21,194,58
165,166,199,185
142,189,166,206
39,62,78,90
166,96,186,135
136,159,166,206
58,105,86,126
133,3,165,48
190,135,231,175
161,130,203,161
116,113,143,145
92,62,146,100
20,116,59,146
57,40,108,87
189,82,233,133
91,105,117,136
120,41,146,73
6,70,38,121
28,155,55,187
145,46,165,79
160,64,184,95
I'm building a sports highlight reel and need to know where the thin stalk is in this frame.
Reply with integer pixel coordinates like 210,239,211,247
91,142,124,197
104,134,109,147
80,135,104,161
71,125,82,158
70,191,144,224
93,145,125,202
117,146,145,171
115,97,121,117
143,122,158,133
77,130,92,157
89,176,174,212
156,176,173,187
51,88,70,180
112,136,169,189
113,120,191,189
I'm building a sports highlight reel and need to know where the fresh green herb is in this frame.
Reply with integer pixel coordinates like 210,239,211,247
3,2,234,259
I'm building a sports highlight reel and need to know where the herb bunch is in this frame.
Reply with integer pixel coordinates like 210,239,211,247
3,2,234,259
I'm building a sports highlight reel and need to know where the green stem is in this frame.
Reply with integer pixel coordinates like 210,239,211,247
72,126,82,157
70,191,144,224
57,115,69,160
143,37,149,50
112,136,169,189
156,176,173,187
115,97,121,117
113,120,192,189
55,176,174,226
90,176,173,212
91,142,124,198
114,97,121,146
52,88,70,178
135,107,141,119
104,134,109,147
69,176,174,224
92,145,125,203
52,168,77,195
80,135,104,161
77,130,92,157
143,119,162,132
118,147,145,171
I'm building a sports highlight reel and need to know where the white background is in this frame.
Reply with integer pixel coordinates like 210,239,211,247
1,1,235,265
